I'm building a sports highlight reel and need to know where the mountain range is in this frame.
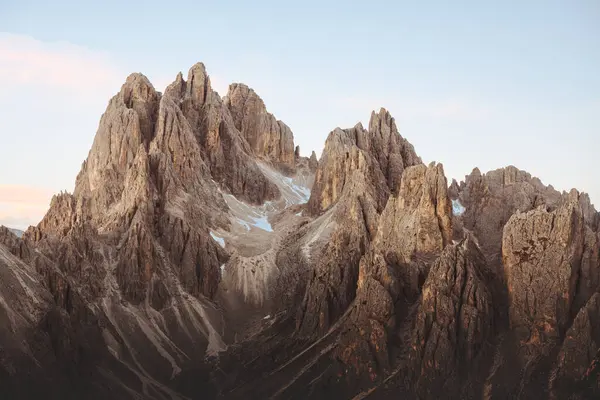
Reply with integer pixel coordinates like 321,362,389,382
0,62,598,400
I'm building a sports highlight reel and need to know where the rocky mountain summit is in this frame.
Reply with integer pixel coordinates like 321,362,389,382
1,62,598,400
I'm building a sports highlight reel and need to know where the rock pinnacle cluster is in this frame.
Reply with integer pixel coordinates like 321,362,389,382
1,62,598,400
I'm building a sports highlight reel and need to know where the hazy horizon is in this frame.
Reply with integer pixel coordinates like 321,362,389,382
1,1,598,230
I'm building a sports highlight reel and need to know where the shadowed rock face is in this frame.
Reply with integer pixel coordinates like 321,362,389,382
409,236,495,399
2,61,599,400
550,293,600,399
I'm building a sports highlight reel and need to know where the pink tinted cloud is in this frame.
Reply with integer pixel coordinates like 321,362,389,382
0,33,122,92
0,185,54,230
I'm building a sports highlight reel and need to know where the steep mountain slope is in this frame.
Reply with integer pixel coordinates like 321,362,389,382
0,61,598,400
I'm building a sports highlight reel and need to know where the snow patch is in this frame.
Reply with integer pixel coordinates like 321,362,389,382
210,231,225,248
251,215,273,232
295,211,302,217
257,163,313,206
452,199,466,216
263,314,271,320
223,194,274,233
282,177,311,203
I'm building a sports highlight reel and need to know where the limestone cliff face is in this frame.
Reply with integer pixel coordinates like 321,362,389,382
308,109,421,215
502,195,585,344
225,83,295,169
0,239,58,400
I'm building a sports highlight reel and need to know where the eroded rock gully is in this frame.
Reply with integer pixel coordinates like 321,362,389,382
1,61,598,400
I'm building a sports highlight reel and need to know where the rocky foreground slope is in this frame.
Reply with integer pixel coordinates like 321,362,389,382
1,62,598,400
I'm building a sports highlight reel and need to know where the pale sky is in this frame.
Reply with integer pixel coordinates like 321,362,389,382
0,1,598,230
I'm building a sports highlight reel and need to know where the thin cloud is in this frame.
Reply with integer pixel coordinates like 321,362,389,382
340,96,491,122
0,32,122,93
0,185,54,230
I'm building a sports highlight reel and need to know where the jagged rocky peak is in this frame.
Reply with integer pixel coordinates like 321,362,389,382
294,137,383,336
164,62,213,107
455,165,563,267
294,145,300,159
448,178,460,199
121,73,161,143
307,126,356,211
309,150,318,171
307,123,388,214
186,62,212,106
224,82,295,169
72,73,160,224
367,107,422,192
308,109,422,215
163,63,281,204
3,57,599,400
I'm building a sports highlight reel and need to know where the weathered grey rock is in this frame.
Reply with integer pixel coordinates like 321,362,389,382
448,178,460,199
0,68,243,399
